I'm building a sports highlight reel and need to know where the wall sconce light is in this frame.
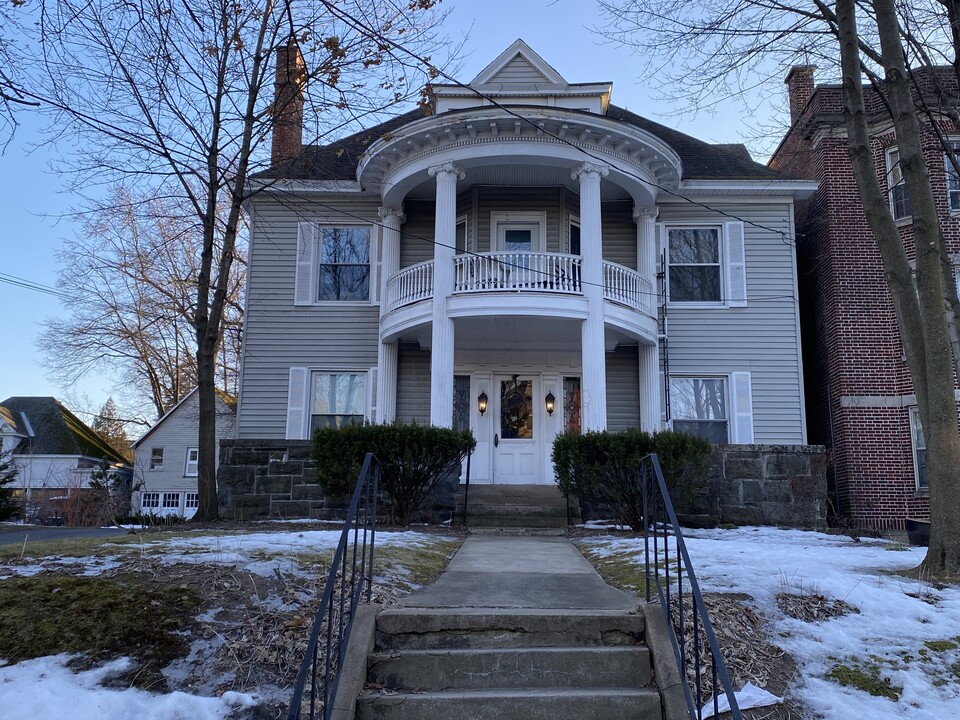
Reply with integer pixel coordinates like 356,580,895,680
545,392,556,416
478,391,488,416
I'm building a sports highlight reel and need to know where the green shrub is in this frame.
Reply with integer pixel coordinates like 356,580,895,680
552,429,710,530
314,423,476,525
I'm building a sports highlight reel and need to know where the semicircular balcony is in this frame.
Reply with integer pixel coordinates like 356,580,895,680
383,251,654,332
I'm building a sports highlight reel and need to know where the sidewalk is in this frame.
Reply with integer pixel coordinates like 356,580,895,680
400,535,637,610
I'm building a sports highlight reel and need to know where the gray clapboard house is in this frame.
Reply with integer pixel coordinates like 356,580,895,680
131,388,236,518
235,40,815,488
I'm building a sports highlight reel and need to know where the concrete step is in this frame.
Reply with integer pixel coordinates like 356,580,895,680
368,646,652,690
457,503,571,517
376,609,645,650
356,687,662,720
467,526,567,536
464,514,571,528
456,485,574,508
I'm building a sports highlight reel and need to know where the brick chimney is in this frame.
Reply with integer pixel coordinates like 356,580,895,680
271,39,306,165
785,65,816,125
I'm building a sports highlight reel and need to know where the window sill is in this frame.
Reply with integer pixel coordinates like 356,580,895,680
302,300,378,307
894,216,913,227
666,301,733,310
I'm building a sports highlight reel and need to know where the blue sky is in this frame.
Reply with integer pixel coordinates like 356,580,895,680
0,0,781,418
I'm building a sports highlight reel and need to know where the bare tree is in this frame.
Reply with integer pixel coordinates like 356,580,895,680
40,186,244,421
599,0,960,574
27,0,451,520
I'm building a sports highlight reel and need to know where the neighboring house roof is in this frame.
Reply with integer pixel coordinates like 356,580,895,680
131,387,237,449
254,103,788,184
0,396,129,464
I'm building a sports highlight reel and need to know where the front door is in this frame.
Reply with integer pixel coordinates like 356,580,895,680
493,374,540,484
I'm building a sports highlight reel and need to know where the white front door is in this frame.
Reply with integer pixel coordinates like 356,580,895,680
493,374,541,484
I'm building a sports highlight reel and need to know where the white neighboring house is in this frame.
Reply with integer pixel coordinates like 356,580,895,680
0,396,131,511
131,389,236,518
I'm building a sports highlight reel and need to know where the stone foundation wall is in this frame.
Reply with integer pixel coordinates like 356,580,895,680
697,444,827,529
217,439,341,520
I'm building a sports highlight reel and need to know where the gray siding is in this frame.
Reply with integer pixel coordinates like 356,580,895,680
397,344,430,423
475,187,564,252
601,201,637,268
238,196,381,438
491,56,548,84
606,346,641,431
660,200,804,444
400,199,435,268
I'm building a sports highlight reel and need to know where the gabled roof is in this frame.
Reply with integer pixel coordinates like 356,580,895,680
471,39,568,86
131,387,237,449
0,396,129,464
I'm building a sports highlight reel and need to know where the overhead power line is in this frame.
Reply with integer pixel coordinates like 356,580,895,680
0,272,75,302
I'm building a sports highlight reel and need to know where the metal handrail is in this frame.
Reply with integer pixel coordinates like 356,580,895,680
640,453,742,720
287,453,381,720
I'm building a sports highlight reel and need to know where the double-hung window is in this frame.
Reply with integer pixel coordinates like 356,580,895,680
945,141,960,212
318,227,371,301
311,372,366,431
909,407,928,492
668,228,722,302
886,147,911,220
184,448,199,477
670,377,729,443
149,448,164,470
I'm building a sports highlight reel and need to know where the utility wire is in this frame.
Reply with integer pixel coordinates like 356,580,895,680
0,272,75,302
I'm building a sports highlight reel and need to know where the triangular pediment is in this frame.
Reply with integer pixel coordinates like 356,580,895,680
471,39,567,87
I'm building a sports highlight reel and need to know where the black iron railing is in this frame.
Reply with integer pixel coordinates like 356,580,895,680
287,453,381,720
640,453,742,720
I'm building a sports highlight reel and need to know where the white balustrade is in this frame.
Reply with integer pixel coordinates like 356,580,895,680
453,252,582,294
602,261,652,314
385,254,653,316
386,260,434,311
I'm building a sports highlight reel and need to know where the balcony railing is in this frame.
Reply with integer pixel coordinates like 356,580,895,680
603,260,653,315
386,260,434,311
454,252,582,295
384,252,652,316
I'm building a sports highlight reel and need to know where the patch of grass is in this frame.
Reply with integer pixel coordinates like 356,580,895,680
376,539,462,587
577,544,648,595
924,639,960,652
827,661,902,700
0,533,147,559
0,575,200,690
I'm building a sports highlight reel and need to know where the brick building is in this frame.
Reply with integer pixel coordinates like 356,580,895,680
770,66,960,529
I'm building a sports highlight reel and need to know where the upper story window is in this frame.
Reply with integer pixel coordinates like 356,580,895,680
295,223,375,306
311,372,366,431
886,147,912,220
492,212,546,253
945,143,960,212
667,227,722,302
318,227,371,301
184,448,199,477
149,447,164,470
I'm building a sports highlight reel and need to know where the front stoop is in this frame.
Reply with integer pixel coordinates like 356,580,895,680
455,484,582,529
356,608,662,720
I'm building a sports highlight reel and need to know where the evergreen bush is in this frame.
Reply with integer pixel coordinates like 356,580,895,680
313,422,476,525
0,451,22,521
552,429,710,530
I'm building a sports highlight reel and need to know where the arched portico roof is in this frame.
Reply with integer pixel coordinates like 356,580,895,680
357,106,682,209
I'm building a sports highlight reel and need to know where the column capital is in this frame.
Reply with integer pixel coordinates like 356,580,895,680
633,206,659,223
571,161,609,182
428,162,465,181
378,205,406,223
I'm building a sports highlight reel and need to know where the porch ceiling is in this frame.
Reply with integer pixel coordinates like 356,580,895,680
403,164,632,201
454,316,582,351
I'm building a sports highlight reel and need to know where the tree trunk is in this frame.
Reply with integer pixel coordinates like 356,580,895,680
194,337,220,521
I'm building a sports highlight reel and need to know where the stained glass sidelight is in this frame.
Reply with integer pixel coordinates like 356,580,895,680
453,375,471,432
500,376,533,439
563,376,581,434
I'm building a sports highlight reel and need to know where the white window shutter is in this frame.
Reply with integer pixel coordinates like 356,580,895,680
724,220,747,307
730,372,754,444
285,367,310,439
294,223,315,306
367,367,378,424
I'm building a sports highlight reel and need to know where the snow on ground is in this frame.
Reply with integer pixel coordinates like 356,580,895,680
0,655,258,720
581,526,960,719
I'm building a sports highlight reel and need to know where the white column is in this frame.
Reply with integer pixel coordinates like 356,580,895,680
377,206,405,424
428,162,463,427
633,206,658,284
638,342,661,432
573,161,609,432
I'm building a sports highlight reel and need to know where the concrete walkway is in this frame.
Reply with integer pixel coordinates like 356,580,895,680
401,535,636,611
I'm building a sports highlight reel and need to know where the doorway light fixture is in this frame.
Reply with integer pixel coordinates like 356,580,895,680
478,391,488,416
545,392,556,416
